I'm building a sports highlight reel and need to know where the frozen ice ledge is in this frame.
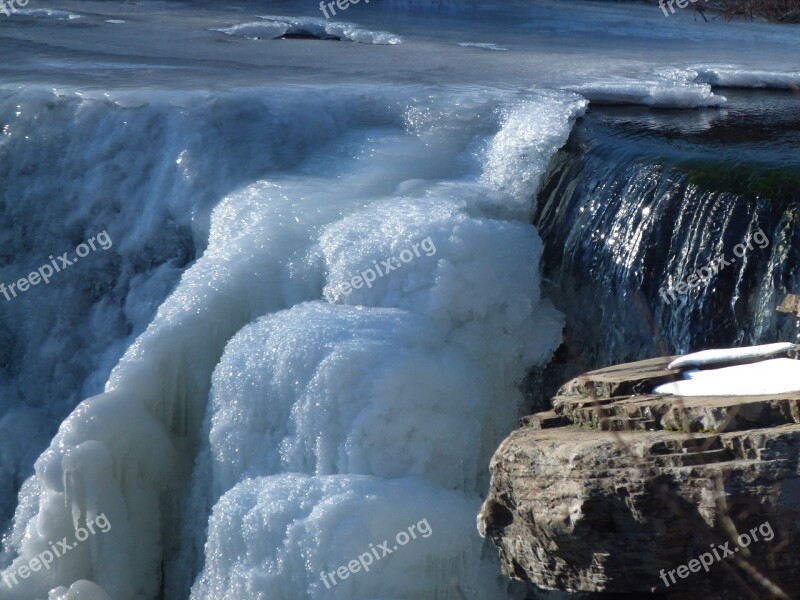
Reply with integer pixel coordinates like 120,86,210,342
479,348,800,598
210,15,403,44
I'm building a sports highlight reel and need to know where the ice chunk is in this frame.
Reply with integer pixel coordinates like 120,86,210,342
567,80,726,108
211,15,403,45
690,66,800,89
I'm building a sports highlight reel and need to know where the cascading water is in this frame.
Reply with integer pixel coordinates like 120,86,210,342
535,89,800,373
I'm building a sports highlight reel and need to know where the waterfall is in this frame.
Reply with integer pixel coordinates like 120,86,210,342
535,95,800,371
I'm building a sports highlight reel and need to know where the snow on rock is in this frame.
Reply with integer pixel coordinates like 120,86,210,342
654,358,800,397
667,342,796,370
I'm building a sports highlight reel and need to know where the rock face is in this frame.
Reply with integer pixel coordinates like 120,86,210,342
478,355,800,599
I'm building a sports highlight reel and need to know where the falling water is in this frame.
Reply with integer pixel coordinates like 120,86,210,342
535,90,800,372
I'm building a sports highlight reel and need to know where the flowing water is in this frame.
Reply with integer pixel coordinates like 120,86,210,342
0,1,796,598
537,89,800,375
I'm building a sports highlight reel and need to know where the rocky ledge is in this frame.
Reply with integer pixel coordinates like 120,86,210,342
478,354,800,599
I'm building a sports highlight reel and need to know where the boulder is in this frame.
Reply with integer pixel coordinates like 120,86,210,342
478,355,800,599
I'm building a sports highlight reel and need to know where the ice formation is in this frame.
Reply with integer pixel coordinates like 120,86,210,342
211,15,403,44
0,88,577,599
0,1,798,598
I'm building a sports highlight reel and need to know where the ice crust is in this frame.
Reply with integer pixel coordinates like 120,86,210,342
212,15,403,44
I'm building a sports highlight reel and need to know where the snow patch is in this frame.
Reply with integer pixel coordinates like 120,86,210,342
655,358,800,396
667,342,796,370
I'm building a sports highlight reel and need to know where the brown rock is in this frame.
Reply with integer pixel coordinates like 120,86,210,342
479,356,800,599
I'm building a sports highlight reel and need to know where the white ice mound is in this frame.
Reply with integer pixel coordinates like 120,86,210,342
566,79,726,108
211,15,403,44
690,66,800,90
48,580,113,600
481,93,587,210
654,358,800,397
190,474,501,600
667,342,796,370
